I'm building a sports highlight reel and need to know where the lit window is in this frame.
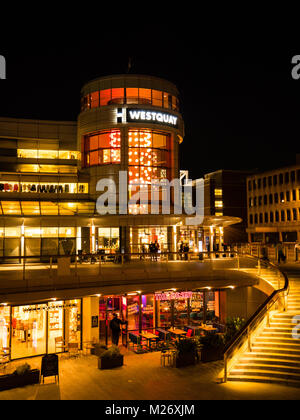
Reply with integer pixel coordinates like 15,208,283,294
128,129,171,214
215,201,223,208
1,201,21,215
83,130,121,167
21,202,40,215
214,189,222,196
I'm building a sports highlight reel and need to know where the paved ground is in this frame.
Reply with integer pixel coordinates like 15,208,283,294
0,348,300,400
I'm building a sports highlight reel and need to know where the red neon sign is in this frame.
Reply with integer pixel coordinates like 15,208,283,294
155,291,193,301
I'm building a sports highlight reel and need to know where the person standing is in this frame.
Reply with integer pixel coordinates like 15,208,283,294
109,313,127,346
154,240,159,261
276,242,285,264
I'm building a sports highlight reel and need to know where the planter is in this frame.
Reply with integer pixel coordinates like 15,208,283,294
98,355,123,370
201,347,223,362
91,344,108,357
175,352,196,368
0,369,40,391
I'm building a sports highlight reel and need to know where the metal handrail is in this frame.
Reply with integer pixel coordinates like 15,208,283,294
0,250,239,262
222,255,289,382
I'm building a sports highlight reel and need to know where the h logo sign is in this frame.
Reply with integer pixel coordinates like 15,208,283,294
0,55,6,79
116,108,126,123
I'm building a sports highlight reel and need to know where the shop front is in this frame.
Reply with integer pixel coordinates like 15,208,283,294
0,299,81,360
97,290,222,347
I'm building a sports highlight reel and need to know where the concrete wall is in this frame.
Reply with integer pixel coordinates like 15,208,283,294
225,286,267,320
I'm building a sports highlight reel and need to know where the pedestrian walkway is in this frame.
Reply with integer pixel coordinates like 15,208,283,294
0,350,300,400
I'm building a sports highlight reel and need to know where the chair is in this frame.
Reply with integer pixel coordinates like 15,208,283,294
55,337,68,353
68,342,79,358
160,349,177,367
0,348,10,372
186,329,193,338
128,333,142,352
83,340,96,355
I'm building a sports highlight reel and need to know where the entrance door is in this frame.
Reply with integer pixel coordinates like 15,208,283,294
47,301,64,354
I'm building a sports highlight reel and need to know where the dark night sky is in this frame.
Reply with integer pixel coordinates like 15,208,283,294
0,23,299,179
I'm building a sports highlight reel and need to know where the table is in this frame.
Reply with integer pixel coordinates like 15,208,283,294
140,332,159,350
186,325,202,336
199,325,217,333
169,328,187,339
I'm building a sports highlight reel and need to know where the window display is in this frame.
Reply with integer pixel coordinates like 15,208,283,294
0,305,10,349
98,228,120,252
0,181,88,194
82,130,121,167
11,304,47,359
10,300,82,359
128,130,171,215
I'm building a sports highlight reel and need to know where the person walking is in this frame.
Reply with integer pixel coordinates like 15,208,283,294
154,240,159,261
179,242,184,260
109,313,127,346
276,242,286,264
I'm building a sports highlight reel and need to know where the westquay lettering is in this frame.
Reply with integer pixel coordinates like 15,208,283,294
126,108,178,127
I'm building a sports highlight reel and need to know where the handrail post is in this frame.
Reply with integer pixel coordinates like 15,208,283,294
257,258,261,276
75,254,78,277
247,326,251,352
237,253,240,270
23,256,26,288
49,257,53,278
267,311,270,328
224,353,227,383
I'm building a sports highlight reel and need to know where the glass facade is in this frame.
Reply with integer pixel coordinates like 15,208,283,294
98,228,120,252
17,149,80,160
8,299,81,360
128,129,172,214
0,181,88,194
82,129,121,168
81,88,179,112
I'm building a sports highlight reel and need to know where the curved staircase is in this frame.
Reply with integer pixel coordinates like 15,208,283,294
226,273,300,387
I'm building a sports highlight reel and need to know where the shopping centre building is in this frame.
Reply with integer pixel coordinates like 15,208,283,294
0,74,262,360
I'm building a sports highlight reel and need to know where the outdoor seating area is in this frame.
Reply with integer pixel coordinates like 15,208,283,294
126,323,219,359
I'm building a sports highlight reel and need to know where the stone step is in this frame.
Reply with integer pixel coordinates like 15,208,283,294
270,322,298,327
227,374,300,387
255,336,300,345
271,314,298,319
253,339,300,348
239,356,300,367
251,345,300,355
243,351,300,362
229,368,300,382
260,332,295,339
235,362,300,374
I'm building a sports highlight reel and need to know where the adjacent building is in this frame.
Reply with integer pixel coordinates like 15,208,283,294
246,164,300,245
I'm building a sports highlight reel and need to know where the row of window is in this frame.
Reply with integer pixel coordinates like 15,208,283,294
248,169,300,191
0,182,88,194
82,129,172,174
249,189,300,207
17,150,80,160
81,88,179,112
0,201,95,216
249,208,300,224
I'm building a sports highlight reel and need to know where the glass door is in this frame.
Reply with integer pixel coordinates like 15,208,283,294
47,301,64,354
11,304,47,359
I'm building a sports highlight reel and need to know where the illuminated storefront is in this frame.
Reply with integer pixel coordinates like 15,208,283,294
0,300,81,360
96,290,220,346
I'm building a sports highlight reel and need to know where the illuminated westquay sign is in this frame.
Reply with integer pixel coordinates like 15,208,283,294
155,291,193,301
116,108,178,128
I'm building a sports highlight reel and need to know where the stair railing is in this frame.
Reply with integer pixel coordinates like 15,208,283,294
222,255,289,383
